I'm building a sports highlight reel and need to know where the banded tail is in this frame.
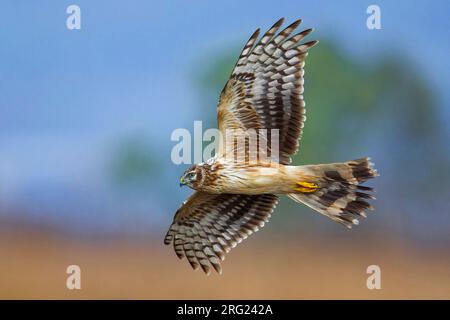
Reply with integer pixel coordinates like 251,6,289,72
289,158,378,228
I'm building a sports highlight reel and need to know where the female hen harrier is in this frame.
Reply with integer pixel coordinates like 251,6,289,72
164,18,378,275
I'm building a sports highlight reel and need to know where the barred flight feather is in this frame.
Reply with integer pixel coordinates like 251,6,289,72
164,192,278,274
217,18,318,164
288,158,378,228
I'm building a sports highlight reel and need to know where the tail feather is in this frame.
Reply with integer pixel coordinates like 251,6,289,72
288,158,378,228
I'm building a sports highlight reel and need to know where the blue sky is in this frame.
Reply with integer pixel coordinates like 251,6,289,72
0,0,449,234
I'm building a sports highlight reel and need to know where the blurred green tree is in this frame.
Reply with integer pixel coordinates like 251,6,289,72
194,39,447,175
193,39,449,230
110,136,160,188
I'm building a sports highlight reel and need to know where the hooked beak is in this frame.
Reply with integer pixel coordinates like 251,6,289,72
179,176,186,187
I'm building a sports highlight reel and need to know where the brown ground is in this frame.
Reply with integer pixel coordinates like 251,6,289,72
1,227,450,299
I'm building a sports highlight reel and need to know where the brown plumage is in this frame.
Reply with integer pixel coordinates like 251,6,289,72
164,18,378,275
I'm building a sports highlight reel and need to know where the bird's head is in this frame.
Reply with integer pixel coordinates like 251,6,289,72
180,164,203,189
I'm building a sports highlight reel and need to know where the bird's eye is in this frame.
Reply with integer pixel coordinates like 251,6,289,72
188,172,197,180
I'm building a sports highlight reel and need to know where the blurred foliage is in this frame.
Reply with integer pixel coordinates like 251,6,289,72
194,39,449,198
188,38,450,238
110,136,160,188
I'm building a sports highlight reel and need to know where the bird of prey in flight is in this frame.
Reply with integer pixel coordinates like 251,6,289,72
164,18,378,275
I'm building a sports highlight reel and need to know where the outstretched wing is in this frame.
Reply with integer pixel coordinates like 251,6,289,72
217,18,317,164
164,192,278,275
